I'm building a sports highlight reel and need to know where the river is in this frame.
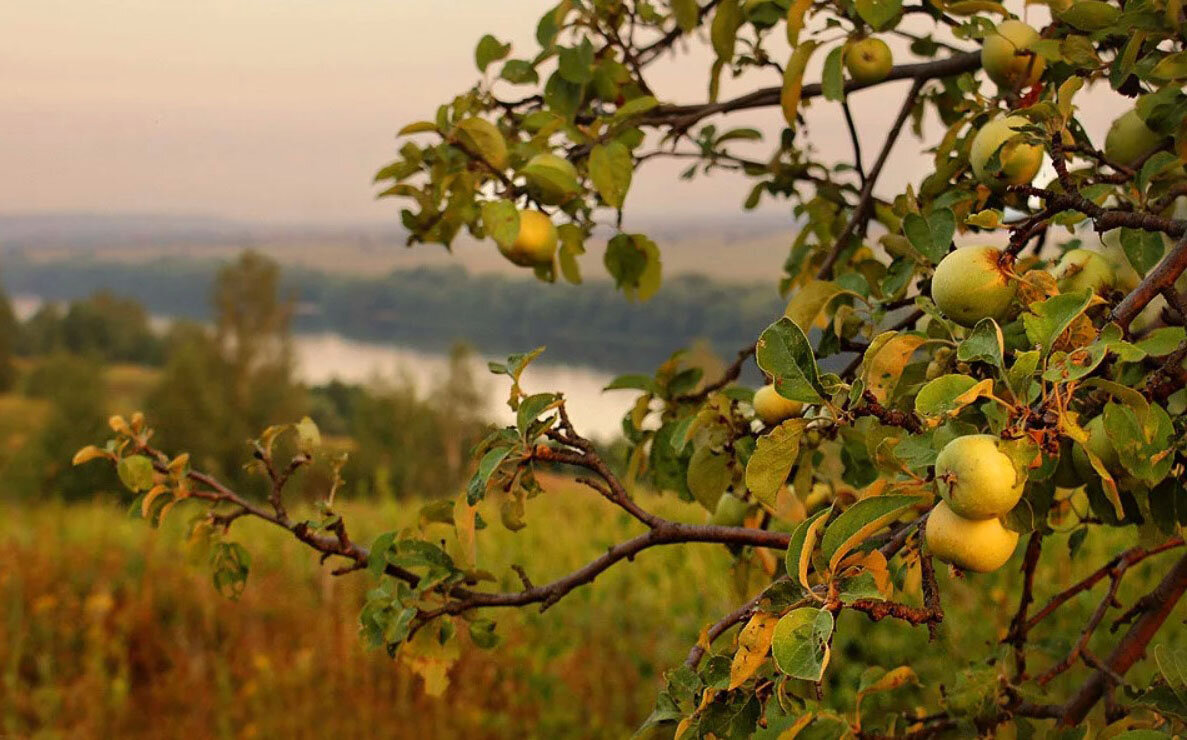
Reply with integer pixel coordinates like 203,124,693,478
12,295,630,440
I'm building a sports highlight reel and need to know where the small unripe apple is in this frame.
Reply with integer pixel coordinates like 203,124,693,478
499,210,557,267
1104,110,1163,169
845,37,893,85
935,434,1024,520
969,115,1044,189
753,384,803,426
1053,248,1115,295
1071,415,1122,482
710,492,751,527
931,246,1016,327
523,153,579,205
981,20,1045,92
925,501,1019,573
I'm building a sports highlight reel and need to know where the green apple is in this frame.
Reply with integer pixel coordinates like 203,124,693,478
710,493,751,527
1053,248,1116,295
969,115,1044,189
523,153,579,205
926,501,1019,573
753,384,804,426
981,20,1045,92
1104,110,1163,169
935,434,1025,520
498,210,558,267
845,37,893,85
931,246,1016,327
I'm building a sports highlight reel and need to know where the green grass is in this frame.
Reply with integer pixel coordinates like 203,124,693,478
1,484,1182,737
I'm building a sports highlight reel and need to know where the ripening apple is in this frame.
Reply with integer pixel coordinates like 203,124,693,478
969,115,1044,189
845,37,893,85
710,492,751,527
753,384,804,425
930,246,1016,327
925,501,1019,573
980,20,1045,92
1104,110,1163,169
1053,248,1116,295
498,210,558,267
934,435,1025,520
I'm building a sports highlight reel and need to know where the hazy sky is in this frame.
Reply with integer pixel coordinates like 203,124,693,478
2,1,1119,227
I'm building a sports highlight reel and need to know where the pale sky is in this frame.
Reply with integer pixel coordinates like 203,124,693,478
1,1,1119,227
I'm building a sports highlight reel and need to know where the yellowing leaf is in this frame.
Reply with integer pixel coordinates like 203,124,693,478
855,666,919,726
72,445,109,466
453,492,478,569
862,333,927,404
745,419,807,506
785,0,813,47
728,611,781,689
784,280,845,333
781,42,819,128
401,621,461,697
141,484,170,519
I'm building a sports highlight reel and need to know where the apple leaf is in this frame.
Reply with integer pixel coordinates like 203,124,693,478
772,608,834,681
755,317,826,404
589,141,633,209
902,208,955,265
745,419,807,505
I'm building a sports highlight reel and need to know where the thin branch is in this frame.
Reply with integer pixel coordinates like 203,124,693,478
842,101,866,187
1060,551,1187,726
817,78,925,280
1005,532,1044,680
1112,234,1187,330
639,53,980,132
673,342,757,403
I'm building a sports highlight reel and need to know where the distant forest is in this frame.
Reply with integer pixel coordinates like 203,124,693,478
0,255,783,373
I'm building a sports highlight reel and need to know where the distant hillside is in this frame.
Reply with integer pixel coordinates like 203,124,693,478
0,211,796,282
0,255,785,376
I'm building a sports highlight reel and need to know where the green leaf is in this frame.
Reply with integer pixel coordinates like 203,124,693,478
673,0,700,31
1059,0,1121,30
481,200,520,250
589,141,633,209
915,374,987,417
544,71,584,119
687,445,733,510
771,608,834,681
855,0,903,30
1120,228,1165,276
604,234,662,301
475,34,511,72
1151,50,1187,80
957,319,1004,369
516,393,559,437
368,532,396,578
556,223,584,284
454,117,508,170
500,59,539,85
711,0,742,60
1022,290,1093,356
821,495,922,568
1135,326,1186,356
611,95,659,124
1138,151,1180,193
755,317,826,404
468,618,501,649
467,446,513,505
604,374,658,393
745,419,807,505
397,121,438,136
117,455,155,493
902,209,955,265
557,38,595,84
822,46,845,101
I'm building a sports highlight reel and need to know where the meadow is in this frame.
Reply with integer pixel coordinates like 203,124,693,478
3,477,1183,738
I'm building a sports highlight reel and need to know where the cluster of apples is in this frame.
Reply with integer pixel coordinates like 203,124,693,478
926,436,1023,572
